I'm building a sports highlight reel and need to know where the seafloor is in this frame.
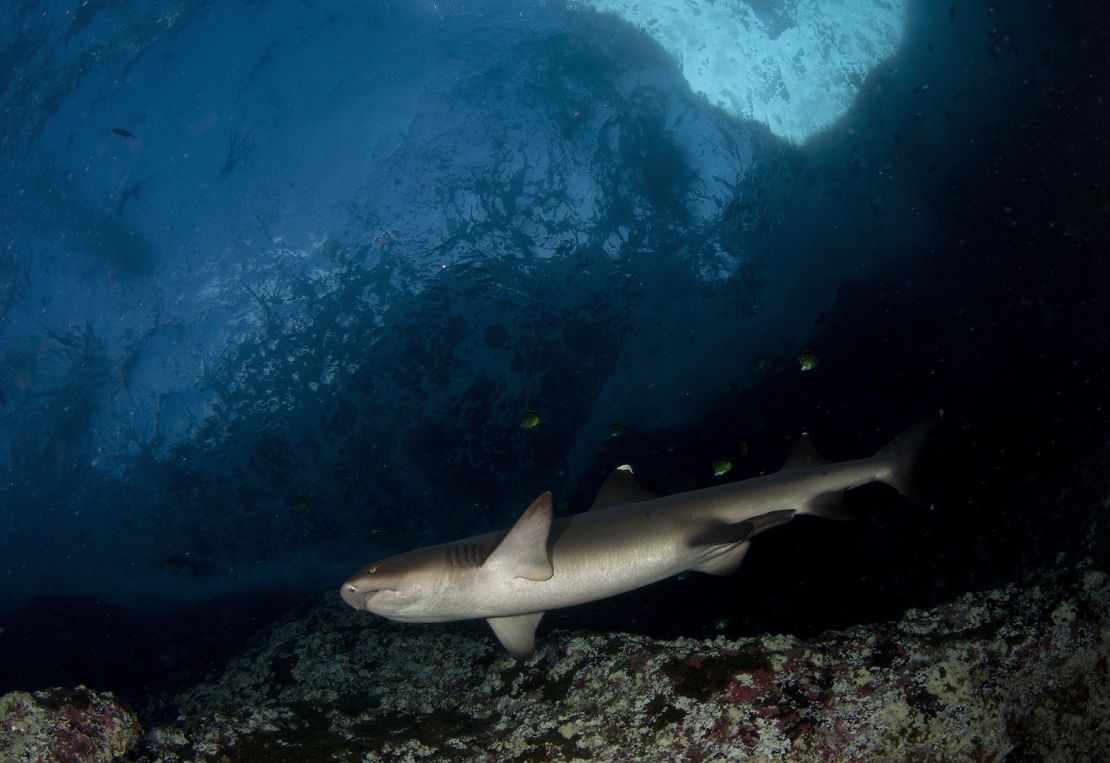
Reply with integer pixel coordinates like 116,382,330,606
2,444,1108,762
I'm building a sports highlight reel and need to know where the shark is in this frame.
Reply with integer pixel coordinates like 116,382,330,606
340,418,935,658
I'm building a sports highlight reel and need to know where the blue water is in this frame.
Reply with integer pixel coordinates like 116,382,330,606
1,0,1107,700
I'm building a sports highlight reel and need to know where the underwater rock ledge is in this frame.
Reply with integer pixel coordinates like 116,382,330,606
4,442,1110,762
1,568,1107,761
0,686,141,763
8,567,1096,762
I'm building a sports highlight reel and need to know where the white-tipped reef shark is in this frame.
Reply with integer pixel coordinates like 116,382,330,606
341,418,936,658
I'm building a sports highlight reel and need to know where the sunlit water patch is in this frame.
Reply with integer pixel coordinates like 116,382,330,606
571,0,906,143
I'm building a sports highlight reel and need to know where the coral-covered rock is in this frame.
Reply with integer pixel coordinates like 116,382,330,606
129,563,1109,762
0,685,141,763
119,445,1110,760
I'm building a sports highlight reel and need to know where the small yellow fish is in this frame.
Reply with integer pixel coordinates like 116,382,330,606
738,440,749,458
289,495,310,514
712,459,733,477
609,423,627,437
751,356,768,370
520,410,541,429
798,350,820,371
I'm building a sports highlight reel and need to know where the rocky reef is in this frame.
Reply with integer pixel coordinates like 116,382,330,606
0,686,141,763
4,441,1110,762
4,562,1106,762
133,566,1110,762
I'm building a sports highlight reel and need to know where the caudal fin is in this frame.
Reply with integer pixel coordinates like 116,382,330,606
874,413,940,507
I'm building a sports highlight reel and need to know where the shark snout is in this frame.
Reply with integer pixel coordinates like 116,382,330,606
340,582,374,610
341,580,396,611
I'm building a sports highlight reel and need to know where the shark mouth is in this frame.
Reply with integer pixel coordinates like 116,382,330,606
358,589,398,611
340,583,383,610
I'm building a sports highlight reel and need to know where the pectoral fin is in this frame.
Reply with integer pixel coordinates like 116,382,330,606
487,611,545,659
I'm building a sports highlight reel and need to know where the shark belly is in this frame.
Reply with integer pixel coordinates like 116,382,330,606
461,509,713,618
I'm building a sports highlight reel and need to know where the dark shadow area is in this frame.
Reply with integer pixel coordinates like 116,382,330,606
0,592,305,717
554,0,1110,642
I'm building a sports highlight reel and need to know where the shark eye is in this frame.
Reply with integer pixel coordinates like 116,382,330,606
368,566,377,574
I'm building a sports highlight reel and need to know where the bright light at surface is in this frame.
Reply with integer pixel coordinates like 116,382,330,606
571,0,906,144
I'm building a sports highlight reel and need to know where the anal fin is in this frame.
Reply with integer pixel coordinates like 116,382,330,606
487,612,545,659
806,490,854,521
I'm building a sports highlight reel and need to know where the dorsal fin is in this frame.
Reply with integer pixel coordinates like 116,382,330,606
589,465,659,511
483,492,554,581
781,432,830,471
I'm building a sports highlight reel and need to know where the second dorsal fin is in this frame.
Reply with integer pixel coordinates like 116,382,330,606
781,432,831,471
590,465,659,511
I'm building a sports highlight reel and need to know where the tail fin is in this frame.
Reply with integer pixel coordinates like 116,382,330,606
874,413,940,508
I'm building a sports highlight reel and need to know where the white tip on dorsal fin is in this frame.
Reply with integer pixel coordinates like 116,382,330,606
781,432,831,471
589,464,660,511
483,492,554,581
487,611,545,659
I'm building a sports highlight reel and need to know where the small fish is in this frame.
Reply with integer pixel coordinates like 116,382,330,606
714,617,730,631
289,495,310,514
0,388,5,408
111,127,137,139
520,410,541,429
949,4,956,22
712,459,733,477
738,441,749,458
751,356,767,370
609,423,627,437
798,350,820,372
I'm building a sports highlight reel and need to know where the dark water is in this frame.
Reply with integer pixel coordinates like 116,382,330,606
0,0,1106,707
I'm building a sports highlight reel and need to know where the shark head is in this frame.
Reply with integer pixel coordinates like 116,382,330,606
340,548,448,621
340,492,557,628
